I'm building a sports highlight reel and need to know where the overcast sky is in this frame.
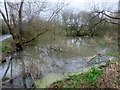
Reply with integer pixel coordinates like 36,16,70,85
0,0,118,10
66,0,118,11
0,0,118,19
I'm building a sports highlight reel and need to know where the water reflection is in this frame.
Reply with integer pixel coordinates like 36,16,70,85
1,36,116,88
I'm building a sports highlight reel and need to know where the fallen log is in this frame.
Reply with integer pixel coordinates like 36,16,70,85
87,53,102,64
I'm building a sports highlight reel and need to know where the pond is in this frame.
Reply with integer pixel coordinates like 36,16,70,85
0,35,12,42
0,34,117,88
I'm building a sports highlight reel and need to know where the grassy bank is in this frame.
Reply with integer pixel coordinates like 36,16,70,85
0,38,13,63
49,67,102,88
48,60,119,88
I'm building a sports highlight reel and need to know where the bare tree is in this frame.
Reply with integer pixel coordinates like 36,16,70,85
91,0,120,25
0,1,16,39
0,0,67,51
0,0,24,51
24,1,68,44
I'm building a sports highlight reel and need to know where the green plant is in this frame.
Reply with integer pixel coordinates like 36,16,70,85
83,67,101,86
2,45,11,53
0,38,12,53
63,74,81,88
57,67,102,88
104,52,119,57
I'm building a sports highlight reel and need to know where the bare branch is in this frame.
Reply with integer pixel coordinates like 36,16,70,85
24,28,49,44
103,12,120,20
49,3,68,21
0,9,16,39
18,0,24,36
0,9,7,24
104,19,119,25
7,2,19,12
4,0,9,23
93,10,120,20
11,13,17,27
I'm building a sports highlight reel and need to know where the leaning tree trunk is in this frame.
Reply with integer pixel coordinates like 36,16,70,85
0,10,16,40
0,1,23,51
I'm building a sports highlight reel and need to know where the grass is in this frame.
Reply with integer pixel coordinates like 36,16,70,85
49,67,102,88
82,67,101,85
1,43,11,53
49,59,118,88
0,37,14,64
104,52,119,57
0,38,12,53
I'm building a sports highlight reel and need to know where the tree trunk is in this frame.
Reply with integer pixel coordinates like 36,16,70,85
15,0,24,51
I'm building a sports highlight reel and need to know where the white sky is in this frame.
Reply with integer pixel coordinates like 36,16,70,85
0,0,118,3
0,0,118,19
1,0,118,10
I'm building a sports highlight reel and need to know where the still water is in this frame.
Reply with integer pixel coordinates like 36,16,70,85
0,35,11,42
0,35,117,88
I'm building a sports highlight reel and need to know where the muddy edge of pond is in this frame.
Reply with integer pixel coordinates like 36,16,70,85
1,40,26,63
1,53,11,64
0,48,24,64
0,46,20,64
0,53,7,63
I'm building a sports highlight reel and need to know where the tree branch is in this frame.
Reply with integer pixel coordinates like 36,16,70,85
0,6,16,39
0,9,7,24
18,0,24,36
93,10,120,20
4,0,9,23
7,2,19,12
49,3,68,21
104,19,119,25
24,29,49,44
103,12,120,20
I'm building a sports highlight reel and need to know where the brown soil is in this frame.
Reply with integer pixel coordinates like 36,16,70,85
96,61,119,88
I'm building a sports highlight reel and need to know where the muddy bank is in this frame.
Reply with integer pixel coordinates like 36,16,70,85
48,60,119,88
0,48,16,64
0,35,13,63
0,53,7,63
